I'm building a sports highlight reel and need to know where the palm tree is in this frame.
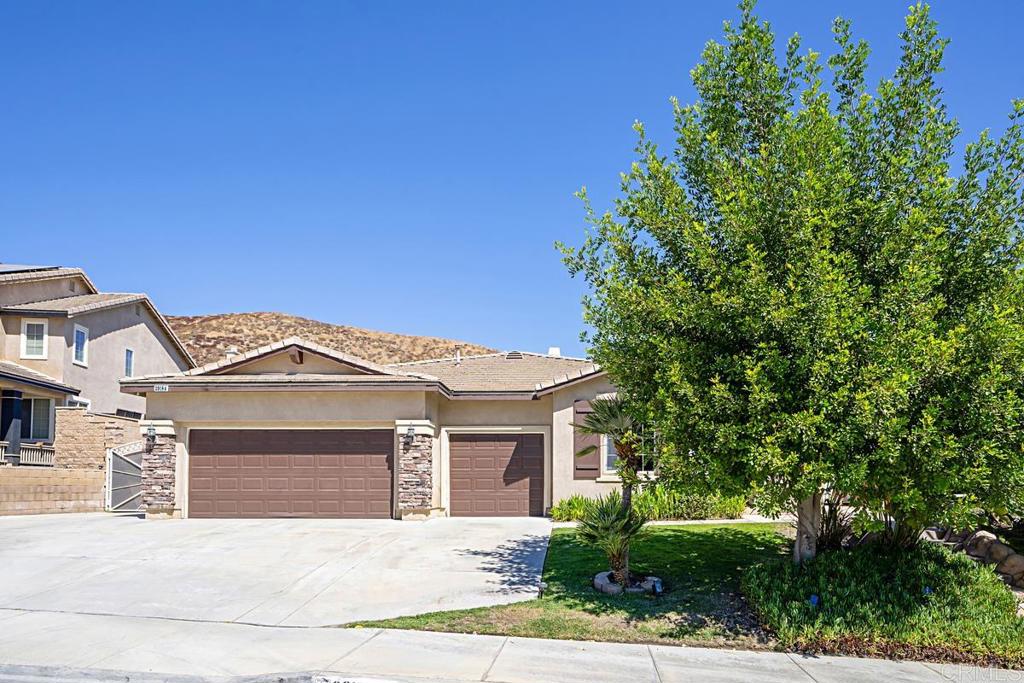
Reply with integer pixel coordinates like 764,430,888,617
573,396,644,514
573,396,648,586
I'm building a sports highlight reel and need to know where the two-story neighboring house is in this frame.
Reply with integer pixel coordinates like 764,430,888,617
0,264,194,460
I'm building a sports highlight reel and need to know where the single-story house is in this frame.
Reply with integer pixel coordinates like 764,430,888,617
121,337,622,519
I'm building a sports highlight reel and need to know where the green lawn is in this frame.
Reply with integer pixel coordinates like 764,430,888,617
351,523,791,648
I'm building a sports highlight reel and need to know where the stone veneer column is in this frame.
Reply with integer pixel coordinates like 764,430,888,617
140,420,178,519
395,420,437,519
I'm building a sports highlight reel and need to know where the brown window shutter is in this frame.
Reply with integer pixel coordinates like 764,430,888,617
573,399,600,480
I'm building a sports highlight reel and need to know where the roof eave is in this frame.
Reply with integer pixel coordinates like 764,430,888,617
533,368,607,396
0,371,80,396
119,380,444,395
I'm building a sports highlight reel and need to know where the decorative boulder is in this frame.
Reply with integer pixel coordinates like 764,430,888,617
593,571,663,596
996,553,1024,578
593,571,623,595
965,530,997,558
988,542,1014,564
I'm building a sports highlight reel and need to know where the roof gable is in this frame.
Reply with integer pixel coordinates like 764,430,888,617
188,337,430,378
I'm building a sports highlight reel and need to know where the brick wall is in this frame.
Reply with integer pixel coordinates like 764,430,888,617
0,467,105,515
53,408,139,469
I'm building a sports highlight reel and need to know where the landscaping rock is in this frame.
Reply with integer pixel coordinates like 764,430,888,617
987,542,1013,564
593,571,622,596
593,571,663,596
964,530,997,558
995,553,1024,578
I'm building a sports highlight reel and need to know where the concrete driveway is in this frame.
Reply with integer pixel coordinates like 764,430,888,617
0,513,550,626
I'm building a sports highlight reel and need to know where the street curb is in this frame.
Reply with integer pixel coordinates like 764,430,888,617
0,665,441,683
0,664,312,683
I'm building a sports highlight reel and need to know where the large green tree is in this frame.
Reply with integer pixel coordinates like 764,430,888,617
561,1,1024,561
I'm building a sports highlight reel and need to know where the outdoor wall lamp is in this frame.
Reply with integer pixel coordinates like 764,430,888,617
145,425,157,451
403,426,416,447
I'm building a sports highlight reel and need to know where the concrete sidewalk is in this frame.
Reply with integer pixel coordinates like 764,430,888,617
0,609,1013,682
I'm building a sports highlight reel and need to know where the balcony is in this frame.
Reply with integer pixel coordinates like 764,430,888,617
0,441,56,467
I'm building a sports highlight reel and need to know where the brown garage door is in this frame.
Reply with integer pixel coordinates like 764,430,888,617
188,429,393,518
449,433,544,517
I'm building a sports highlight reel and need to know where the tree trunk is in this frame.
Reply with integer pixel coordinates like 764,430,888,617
621,481,633,517
622,546,631,587
793,491,823,565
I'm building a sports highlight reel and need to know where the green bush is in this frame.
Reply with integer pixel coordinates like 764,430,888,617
742,542,1024,667
550,485,747,522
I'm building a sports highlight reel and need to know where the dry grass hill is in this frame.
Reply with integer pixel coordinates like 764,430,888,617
167,312,496,367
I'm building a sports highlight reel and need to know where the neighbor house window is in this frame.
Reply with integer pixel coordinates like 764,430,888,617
115,409,143,420
66,397,91,409
124,348,134,377
20,398,54,441
20,319,48,359
73,324,89,366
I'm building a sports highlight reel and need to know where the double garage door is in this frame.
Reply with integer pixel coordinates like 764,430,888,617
187,429,544,519
188,429,394,518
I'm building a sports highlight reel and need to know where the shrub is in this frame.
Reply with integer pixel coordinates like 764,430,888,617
550,494,592,522
742,542,1024,667
575,490,648,585
550,485,747,522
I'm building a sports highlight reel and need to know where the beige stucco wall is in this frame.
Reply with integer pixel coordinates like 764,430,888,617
62,304,191,415
146,390,429,424
550,375,620,503
224,352,368,375
0,274,91,307
1,315,67,381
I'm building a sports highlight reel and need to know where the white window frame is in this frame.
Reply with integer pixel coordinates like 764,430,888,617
21,398,55,442
73,324,89,367
600,434,656,477
124,348,134,377
601,435,619,476
20,318,48,360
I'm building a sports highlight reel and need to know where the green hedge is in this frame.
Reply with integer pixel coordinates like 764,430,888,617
549,485,747,522
742,542,1024,667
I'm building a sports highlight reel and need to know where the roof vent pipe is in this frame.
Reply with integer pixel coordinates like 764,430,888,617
225,345,240,361
454,347,462,365
547,346,561,357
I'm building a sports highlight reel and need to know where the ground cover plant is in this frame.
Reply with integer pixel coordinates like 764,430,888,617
743,542,1024,668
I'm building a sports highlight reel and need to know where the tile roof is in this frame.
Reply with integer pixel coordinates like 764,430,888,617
125,374,432,386
121,340,605,396
2,293,148,316
0,266,97,291
174,337,437,379
387,351,601,393
0,360,79,394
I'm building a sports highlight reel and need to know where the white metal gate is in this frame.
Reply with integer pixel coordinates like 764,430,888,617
106,440,145,512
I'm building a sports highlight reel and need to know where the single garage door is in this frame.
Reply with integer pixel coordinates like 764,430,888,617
188,429,393,518
449,433,544,517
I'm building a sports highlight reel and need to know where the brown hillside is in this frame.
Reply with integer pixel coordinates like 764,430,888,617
167,312,497,367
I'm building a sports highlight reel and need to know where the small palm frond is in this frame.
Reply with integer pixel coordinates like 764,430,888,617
571,396,634,458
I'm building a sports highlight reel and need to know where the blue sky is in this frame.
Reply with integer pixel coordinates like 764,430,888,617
2,1,1022,357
